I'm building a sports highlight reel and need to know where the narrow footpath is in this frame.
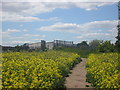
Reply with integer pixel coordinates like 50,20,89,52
65,58,92,88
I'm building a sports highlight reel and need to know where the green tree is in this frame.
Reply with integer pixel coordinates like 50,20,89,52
97,40,115,53
115,25,120,52
14,45,22,52
21,43,29,51
77,41,89,50
89,40,103,52
115,2,120,52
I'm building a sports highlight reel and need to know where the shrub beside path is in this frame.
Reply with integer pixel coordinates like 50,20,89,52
65,58,92,88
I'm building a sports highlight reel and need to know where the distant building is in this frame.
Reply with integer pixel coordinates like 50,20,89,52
41,40,46,50
73,44,77,47
28,42,41,50
26,40,74,50
28,40,46,50
54,40,73,47
46,42,54,50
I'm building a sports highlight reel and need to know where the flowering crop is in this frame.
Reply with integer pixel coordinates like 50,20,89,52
2,51,80,88
86,53,120,88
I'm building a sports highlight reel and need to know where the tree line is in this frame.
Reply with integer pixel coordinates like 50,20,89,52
77,40,118,53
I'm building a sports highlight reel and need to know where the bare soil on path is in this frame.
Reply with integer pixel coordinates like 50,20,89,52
65,58,92,89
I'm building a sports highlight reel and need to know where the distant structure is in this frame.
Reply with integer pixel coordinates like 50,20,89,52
54,40,73,47
1,40,75,52
27,40,74,50
46,42,54,50
28,42,41,50
28,40,46,50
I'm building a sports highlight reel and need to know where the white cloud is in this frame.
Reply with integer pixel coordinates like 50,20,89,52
2,0,119,2
1,2,116,22
44,17,61,21
22,29,28,32
2,2,115,15
1,28,46,39
24,34,46,38
2,32,46,45
1,12,42,22
2,40,31,46
39,22,79,33
32,39,43,41
68,2,115,11
0,29,21,39
1,28,46,45
5,34,46,41
39,20,117,32
7,29,20,32
38,20,118,42
2,28,28,34
1,12,60,22
1,29,29,39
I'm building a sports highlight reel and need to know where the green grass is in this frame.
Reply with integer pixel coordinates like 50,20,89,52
54,47,91,58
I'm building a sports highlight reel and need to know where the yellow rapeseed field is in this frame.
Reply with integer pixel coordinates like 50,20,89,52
2,51,80,88
86,53,120,88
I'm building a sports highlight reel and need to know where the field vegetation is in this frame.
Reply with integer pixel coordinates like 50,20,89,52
86,53,120,88
1,39,120,89
2,51,80,88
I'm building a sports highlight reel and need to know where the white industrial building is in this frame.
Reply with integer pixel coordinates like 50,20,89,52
46,42,54,50
54,40,73,47
27,40,74,50
28,42,41,50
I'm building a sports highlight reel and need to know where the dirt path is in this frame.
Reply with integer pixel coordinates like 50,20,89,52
65,58,92,88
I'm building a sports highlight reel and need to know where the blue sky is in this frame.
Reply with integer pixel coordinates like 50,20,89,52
1,2,118,46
